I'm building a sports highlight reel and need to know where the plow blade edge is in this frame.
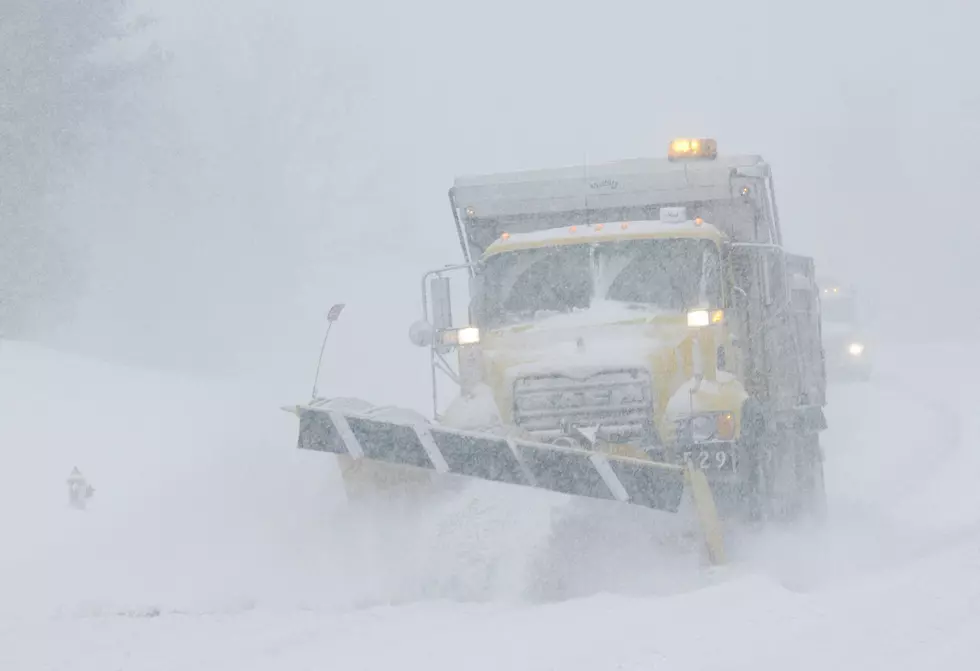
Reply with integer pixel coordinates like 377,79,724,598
290,404,725,563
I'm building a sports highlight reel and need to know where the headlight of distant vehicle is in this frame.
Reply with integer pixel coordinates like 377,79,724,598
848,342,865,356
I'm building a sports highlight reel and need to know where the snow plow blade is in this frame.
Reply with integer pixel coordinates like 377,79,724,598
284,403,725,564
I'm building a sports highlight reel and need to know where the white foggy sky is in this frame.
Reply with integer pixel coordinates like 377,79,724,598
52,0,979,408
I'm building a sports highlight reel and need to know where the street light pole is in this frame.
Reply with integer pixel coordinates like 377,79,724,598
310,303,345,402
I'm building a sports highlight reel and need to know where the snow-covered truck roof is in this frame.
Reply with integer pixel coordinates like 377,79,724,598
483,218,726,258
449,146,780,260
453,153,767,219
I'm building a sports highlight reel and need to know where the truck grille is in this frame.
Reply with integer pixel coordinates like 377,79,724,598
513,368,656,446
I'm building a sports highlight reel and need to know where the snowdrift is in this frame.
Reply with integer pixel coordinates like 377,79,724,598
1,339,978,670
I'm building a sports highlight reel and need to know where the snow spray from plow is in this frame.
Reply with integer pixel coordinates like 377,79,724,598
283,400,726,565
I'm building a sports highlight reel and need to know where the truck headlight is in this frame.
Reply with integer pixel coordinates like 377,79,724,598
678,412,735,442
848,342,864,356
457,327,481,345
687,309,724,328
688,310,709,327
690,415,715,440
438,326,481,347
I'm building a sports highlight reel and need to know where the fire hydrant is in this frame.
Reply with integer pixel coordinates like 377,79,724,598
67,467,95,510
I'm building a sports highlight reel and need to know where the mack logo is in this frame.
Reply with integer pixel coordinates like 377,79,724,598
550,389,613,408
589,179,619,190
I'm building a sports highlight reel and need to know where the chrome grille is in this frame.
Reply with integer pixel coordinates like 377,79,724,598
513,368,655,445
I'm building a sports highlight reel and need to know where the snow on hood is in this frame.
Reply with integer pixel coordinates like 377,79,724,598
486,303,691,381
498,334,674,381
496,300,681,333
440,383,508,432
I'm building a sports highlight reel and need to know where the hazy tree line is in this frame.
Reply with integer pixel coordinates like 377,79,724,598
0,1,159,339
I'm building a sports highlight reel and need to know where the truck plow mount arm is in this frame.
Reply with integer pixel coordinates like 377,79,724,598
284,403,725,564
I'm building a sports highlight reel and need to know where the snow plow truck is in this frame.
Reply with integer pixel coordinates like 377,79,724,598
285,139,828,565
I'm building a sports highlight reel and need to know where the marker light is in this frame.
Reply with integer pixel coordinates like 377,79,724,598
848,342,864,356
595,223,605,231
465,206,476,216
501,232,510,240
668,138,718,161
716,412,735,440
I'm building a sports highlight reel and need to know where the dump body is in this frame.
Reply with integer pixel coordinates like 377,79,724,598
451,152,781,260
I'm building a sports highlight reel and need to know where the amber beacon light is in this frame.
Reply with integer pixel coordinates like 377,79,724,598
668,138,718,161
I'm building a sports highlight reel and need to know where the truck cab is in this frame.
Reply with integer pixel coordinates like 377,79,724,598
416,139,827,517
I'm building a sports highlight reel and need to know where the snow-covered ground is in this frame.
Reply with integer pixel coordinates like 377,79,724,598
1,339,977,669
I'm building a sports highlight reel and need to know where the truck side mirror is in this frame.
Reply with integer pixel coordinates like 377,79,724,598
468,274,484,323
409,320,435,347
729,284,747,309
429,276,453,354
430,277,453,331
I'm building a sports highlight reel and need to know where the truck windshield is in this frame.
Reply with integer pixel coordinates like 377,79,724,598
479,238,721,328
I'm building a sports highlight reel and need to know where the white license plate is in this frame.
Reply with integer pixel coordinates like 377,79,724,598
682,448,738,472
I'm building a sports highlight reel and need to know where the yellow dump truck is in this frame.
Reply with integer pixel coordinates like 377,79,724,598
288,139,828,563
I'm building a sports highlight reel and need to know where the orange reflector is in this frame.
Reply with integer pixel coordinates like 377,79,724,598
595,223,604,231
621,222,629,230
695,217,704,226
501,232,510,240
570,226,577,232
716,413,735,440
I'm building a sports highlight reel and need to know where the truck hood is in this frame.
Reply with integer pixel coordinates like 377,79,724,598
482,303,693,384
